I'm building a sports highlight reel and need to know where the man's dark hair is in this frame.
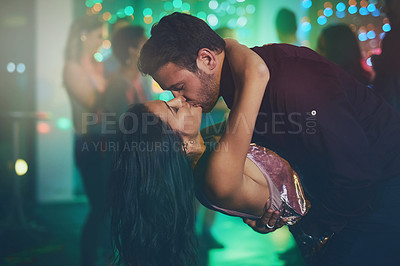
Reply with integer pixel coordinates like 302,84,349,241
112,26,145,66
138,12,225,75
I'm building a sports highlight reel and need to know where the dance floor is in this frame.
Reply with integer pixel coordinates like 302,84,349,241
203,209,305,266
0,200,305,265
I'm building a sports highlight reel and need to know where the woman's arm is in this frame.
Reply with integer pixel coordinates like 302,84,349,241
63,61,103,110
205,39,269,205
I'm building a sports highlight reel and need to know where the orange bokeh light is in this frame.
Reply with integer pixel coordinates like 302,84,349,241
93,3,102,13
102,40,111,49
360,0,368,8
324,2,333,9
349,0,357,6
102,12,112,21
144,15,153,24
37,122,51,134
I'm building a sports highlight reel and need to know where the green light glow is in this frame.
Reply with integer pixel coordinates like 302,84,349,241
94,52,103,62
164,1,173,11
173,0,183,9
143,8,152,16
182,3,191,12
57,118,72,130
124,6,134,16
116,9,125,18
197,11,207,20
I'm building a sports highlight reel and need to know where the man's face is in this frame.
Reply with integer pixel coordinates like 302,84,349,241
153,62,220,113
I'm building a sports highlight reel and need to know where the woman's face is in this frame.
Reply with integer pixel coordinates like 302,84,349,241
145,97,202,138
83,26,103,54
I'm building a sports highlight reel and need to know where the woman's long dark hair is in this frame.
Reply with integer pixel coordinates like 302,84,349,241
109,104,198,266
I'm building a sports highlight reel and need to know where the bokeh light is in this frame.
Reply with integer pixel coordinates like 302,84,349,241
366,57,372,66
324,8,333,17
360,0,368,7
246,4,256,14
16,63,26,73
372,9,380,17
94,52,103,62
358,32,368,41
116,9,125,18
102,12,111,21
92,3,102,13
164,1,173,11
197,11,207,20
7,62,16,73
57,118,72,130
348,5,357,14
302,21,312,32
37,122,51,134
359,7,369,15
143,8,152,17
383,23,391,32
124,6,134,16
144,15,153,24
102,40,111,49
227,18,236,28
367,3,376,12
182,3,191,11
15,159,28,176
173,0,182,9
236,16,247,27
367,31,376,39
317,16,327,25
207,14,218,27
336,2,346,12
209,0,218,10
226,5,236,14
302,0,312,9
336,11,345,18
324,2,333,9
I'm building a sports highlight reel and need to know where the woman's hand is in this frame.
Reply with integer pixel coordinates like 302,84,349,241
243,209,287,234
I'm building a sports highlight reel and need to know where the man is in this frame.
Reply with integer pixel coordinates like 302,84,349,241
138,12,400,265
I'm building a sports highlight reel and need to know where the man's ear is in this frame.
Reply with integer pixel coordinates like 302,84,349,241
196,48,218,74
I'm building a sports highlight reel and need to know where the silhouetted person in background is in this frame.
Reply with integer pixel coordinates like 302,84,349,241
317,24,371,85
104,25,152,121
372,0,400,111
275,8,298,45
104,17,133,79
63,15,112,266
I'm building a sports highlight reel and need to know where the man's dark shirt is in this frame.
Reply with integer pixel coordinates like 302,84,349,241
219,44,400,236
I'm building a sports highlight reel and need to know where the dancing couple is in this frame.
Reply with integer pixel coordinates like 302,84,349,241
109,13,400,266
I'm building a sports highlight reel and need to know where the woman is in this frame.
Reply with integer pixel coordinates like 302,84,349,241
63,15,111,265
109,40,309,265
105,25,152,118
317,24,371,85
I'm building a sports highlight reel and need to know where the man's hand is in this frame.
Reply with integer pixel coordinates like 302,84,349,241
243,209,287,234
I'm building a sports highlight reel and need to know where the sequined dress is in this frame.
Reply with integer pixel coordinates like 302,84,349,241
194,141,310,225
